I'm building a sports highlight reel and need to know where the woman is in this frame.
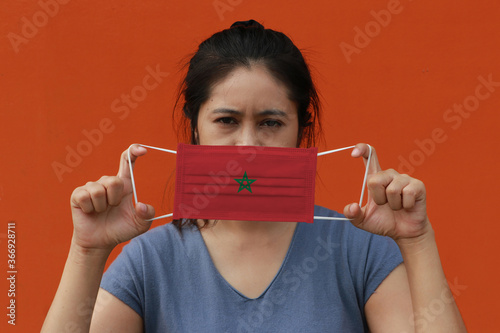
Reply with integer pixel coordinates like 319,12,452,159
42,20,467,332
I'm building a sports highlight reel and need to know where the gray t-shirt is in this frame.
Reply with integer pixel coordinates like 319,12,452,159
100,206,403,332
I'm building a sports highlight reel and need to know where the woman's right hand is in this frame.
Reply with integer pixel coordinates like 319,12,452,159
70,144,155,252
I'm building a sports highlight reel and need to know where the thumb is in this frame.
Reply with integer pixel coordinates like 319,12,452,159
135,202,156,222
343,203,365,228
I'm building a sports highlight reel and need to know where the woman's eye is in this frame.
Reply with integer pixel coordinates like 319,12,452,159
216,117,236,125
261,120,282,127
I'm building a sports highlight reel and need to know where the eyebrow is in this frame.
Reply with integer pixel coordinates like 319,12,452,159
212,108,288,118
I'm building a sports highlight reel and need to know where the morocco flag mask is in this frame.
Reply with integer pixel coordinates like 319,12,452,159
128,143,372,223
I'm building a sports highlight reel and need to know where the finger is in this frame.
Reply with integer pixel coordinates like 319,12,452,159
71,187,94,214
135,202,156,221
117,144,147,179
85,182,108,213
402,179,426,209
367,169,399,206
385,173,412,210
343,202,365,228
352,143,381,173
98,176,124,206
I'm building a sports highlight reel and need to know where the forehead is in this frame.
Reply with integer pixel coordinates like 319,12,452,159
203,65,296,114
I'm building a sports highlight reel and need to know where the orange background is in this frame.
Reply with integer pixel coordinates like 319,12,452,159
1,0,499,331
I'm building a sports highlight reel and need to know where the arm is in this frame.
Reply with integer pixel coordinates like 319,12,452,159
41,244,111,332
365,263,413,331
345,144,466,333
91,288,143,332
42,145,154,332
396,224,466,332
41,244,144,332
365,232,466,332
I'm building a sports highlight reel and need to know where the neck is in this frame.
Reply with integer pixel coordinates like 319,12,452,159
198,219,297,251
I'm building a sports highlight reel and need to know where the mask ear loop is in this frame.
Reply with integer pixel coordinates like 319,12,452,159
127,144,177,222
313,144,373,221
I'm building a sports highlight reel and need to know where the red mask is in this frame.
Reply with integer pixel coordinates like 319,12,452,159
128,143,371,223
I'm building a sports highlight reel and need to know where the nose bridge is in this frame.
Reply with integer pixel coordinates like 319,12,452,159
236,121,259,146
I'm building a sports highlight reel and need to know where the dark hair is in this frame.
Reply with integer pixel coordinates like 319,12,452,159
172,19,322,230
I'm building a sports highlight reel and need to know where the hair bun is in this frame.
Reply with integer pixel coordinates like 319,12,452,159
230,19,264,30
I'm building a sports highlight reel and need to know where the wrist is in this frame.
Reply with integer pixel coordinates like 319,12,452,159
69,239,113,264
395,218,436,254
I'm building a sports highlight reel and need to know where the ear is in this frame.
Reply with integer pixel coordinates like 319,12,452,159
194,127,199,144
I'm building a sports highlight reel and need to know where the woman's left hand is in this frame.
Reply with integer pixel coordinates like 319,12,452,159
343,143,432,242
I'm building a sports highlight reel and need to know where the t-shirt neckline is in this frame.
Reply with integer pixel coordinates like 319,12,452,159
194,222,302,300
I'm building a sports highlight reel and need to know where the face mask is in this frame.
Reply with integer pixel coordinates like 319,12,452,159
128,143,372,223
